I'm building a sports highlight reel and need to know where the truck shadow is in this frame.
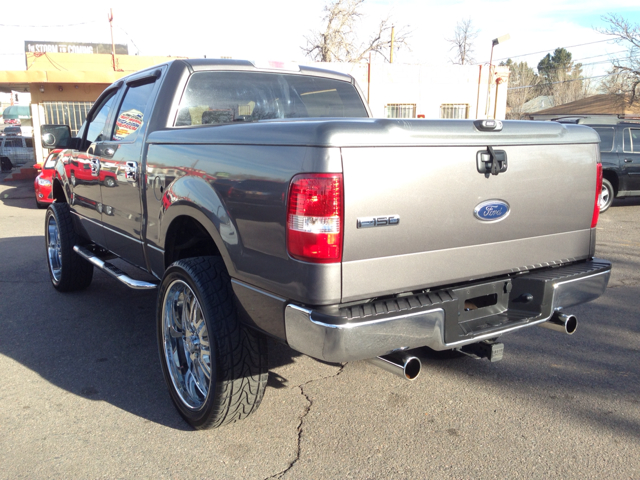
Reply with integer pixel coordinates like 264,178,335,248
0,235,305,431
3,236,638,437
0,180,40,210
414,286,640,440
610,196,640,209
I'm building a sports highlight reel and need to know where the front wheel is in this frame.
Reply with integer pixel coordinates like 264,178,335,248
45,203,93,291
599,178,614,213
157,256,268,429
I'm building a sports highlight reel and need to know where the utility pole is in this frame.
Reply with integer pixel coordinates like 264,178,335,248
390,25,395,63
108,9,116,71
367,52,371,103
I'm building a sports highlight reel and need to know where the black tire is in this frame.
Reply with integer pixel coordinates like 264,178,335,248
45,203,94,291
157,256,268,429
599,178,614,213
104,176,115,188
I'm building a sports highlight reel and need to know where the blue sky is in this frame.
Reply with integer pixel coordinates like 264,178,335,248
1,0,638,80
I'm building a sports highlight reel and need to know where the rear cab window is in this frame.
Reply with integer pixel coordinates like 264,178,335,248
174,71,368,127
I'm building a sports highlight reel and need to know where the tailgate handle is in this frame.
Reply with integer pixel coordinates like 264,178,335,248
477,146,507,176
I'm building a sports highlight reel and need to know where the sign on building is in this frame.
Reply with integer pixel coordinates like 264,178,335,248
24,41,128,56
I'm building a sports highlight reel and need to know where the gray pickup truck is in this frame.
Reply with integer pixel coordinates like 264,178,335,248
41,59,611,429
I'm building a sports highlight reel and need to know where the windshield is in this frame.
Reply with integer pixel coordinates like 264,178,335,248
44,152,60,169
175,71,368,126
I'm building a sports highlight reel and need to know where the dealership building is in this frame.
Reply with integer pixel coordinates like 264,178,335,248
0,41,509,165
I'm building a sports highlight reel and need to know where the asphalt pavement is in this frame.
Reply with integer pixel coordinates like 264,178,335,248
0,179,638,479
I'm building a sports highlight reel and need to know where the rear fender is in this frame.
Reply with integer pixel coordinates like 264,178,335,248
159,174,238,275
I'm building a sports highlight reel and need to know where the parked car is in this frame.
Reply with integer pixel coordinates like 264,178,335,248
3,126,22,136
34,149,63,208
555,117,640,212
0,135,34,166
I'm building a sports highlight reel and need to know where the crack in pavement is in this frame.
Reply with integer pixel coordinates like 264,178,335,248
267,364,346,480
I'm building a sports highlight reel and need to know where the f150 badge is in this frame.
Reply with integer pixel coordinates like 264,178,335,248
357,215,400,228
474,200,510,222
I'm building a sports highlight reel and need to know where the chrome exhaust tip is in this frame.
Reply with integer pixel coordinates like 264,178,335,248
367,352,422,381
540,312,578,335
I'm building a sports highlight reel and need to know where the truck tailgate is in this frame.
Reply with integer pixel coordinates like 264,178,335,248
341,141,598,302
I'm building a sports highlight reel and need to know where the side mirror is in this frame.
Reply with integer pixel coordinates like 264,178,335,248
41,125,72,149
34,163,43,171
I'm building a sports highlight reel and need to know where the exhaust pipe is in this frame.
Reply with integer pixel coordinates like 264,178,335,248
367,352,422,381
540,312,578,335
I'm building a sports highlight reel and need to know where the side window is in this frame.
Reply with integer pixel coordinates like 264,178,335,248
86,93,118,144
631,129,640,153
592,127,614,152
112,81,156,141
25,138,33,148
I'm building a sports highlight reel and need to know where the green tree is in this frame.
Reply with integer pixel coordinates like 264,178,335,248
535,48,589,106
537,48,574,83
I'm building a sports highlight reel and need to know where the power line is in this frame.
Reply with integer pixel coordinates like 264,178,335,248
507,71,623,91
0,20,100,28
572,49,629,63
479,39,616,65
115,26,140,55
537,54,639,72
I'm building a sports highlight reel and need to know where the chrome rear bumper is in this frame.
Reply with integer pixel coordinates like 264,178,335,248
284,259,611,362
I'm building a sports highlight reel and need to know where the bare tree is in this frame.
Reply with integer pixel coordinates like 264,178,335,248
596,13,640,104
447,18,479,65
503,60,539,119
302,0,410,63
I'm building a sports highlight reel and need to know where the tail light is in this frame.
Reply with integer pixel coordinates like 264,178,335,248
591,162,603,228
287,173,343,263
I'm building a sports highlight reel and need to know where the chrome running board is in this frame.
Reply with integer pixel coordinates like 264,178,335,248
73,245,158,290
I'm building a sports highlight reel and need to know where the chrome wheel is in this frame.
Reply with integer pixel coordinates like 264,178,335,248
599,178,614,213
598,185,610,209
47,215,63,283
162,279,212,410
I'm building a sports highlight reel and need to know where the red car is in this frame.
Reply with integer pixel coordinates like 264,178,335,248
34,149,63,208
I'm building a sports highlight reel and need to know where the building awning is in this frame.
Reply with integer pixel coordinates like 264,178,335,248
2,105,31,120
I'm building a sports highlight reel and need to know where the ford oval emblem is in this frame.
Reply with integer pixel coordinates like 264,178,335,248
474,200,510,222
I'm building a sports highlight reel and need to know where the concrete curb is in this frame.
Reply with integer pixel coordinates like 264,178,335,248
2,166,38,182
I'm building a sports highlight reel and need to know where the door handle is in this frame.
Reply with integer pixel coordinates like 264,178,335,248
90,158,100,177
624,158,633,163
125,161,138,182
